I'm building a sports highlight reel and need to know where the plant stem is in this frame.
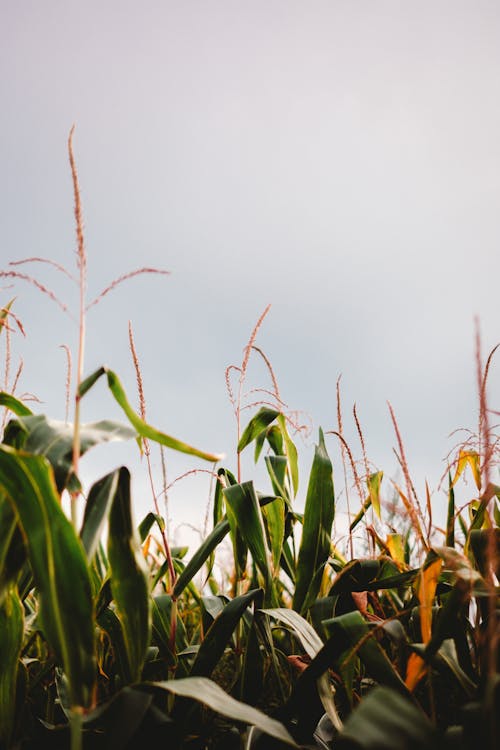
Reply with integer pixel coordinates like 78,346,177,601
69,708,83,750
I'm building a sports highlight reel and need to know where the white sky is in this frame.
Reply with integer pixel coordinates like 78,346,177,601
2,1,499,548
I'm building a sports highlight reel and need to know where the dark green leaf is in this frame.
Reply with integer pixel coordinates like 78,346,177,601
152,677,297,745
108,467,151,683
3,414,136,491
238,408,280,453
173,518,230,599
0,495,26,601
337,686,437,750
106,368,223,462
80,470,120,560
322,611,409,695
0,391,33,417
191,589,261,679
0,586,24,747
0,445,95,708
293,429,335,614
447,472,455,547
224,482,275,605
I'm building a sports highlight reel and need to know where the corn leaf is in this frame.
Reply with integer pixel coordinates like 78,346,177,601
238,407,280,453
0,495,26,602
278,414,299,496
293,429,335,614
452,450,481,491
263,607,342,731
107,467,151,683
322,611,408,695
417,557,442,644
153,677,297,746
173,518,230,598
367,471,383,519
337,686,437,750
0,586,24,747
2,414,136,491
446,472,455,547
223,481,276,604
262,494,286,575
0,445,95,708
190,588,261,678
0,392,33,417
80,470,120,561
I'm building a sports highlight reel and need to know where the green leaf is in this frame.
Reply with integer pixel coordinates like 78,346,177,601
0,586,24,747
97,607,133,684
263,608,342,731
190,589,262,678
3,414,136,491
322,611,408,695
262,494,286,574
83,685,160,746
0,445,95,708
173,519,230,599
107,467,151,683
138,511,164,543
152,677,297,745
238,408,280,453
337,686,437,750
152,595,187,665
80,470,120,561
105,368,223,462
0,391,33,417
278,414,299,497
293,429,335,614
0,495,26,601
446,472,455,547
224,482,275,605
0,299,14,335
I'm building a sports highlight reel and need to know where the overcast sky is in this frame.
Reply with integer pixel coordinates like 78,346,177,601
2,1,499,546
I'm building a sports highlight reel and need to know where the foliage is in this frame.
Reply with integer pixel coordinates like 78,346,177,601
0,136,498,749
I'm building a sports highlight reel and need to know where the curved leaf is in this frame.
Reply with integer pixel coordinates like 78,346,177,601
293,429,335,614
0,392,33,417
0,445,95,708
190,589,261,678
107,467,151,683
0,586,24,747
224,482,275,605
78,366,224,462
0,495,26,601
322,611,408,695
337,686,437,750
238,408,280,453
3,414,136,491
152,677,297,746
80,470,120,560
263,608,342,731
173,518,230,598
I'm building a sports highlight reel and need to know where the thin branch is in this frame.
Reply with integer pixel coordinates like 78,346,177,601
10,257,78,284
86,268,170,311
0,272,71,317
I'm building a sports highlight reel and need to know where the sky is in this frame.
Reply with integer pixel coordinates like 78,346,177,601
1,1,499,549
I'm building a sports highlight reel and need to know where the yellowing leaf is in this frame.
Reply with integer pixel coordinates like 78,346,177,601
367,471,383,519
452,450,481,491
386,534,405,565
142,534,151,559
417,558,442,644
405,652,427,691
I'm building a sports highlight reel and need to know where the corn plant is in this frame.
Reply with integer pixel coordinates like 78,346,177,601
0,134,498,750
